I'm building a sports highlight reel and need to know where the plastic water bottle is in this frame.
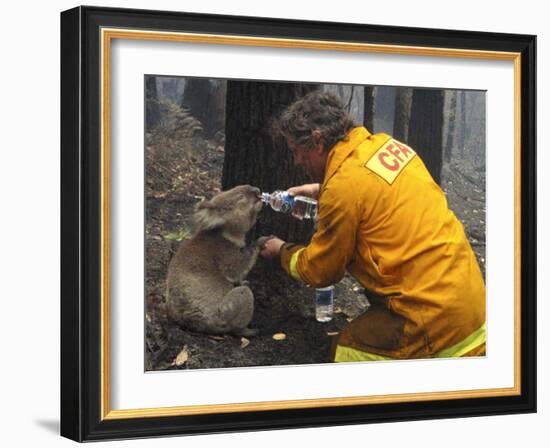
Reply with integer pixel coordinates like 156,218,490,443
315,286,334,322
261,190,317,220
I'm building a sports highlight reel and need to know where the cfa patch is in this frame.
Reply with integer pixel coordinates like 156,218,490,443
365,139,416,185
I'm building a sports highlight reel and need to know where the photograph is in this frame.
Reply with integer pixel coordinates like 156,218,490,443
144,77,487,371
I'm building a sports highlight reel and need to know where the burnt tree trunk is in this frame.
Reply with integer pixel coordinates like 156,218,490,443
459,90,467,157
393,87,413,142
182,78,226,137
407,88,444,185
223,81,319,243
443,90,458,163
145,76,160,131
363,86,377,132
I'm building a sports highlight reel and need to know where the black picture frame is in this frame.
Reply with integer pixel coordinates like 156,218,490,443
61,5,536,442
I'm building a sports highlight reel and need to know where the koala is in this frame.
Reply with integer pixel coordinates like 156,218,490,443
166,184,269,337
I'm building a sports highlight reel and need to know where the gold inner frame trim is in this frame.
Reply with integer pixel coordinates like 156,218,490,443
100,27,522,421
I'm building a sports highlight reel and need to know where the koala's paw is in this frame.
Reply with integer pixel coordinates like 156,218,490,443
256,235,275,248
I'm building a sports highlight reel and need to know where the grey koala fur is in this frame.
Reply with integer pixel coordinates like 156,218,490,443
166,184,269,337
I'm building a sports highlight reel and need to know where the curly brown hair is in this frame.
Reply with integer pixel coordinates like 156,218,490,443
272,90,357,152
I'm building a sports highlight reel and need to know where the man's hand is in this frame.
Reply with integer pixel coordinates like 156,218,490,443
287,183,320,199
259,236,285,259
256,235,275,248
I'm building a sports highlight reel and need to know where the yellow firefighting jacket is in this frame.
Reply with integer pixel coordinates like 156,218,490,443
280,127,486,360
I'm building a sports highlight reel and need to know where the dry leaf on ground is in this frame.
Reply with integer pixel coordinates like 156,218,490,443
172,345,189,366
240,337,250,349
272,333,287,341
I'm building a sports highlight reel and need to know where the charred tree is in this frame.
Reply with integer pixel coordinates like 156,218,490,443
181,78,226,137
223,81,319,243
459,90,467,157
145,76,160,131
393,87,413,142
443,90,458,163
407,88,444,185
363,86,377,132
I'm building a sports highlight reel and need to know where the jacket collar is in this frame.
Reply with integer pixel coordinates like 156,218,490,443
322,126,371,189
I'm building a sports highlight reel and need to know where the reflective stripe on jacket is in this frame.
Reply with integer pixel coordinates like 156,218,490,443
280,127,486,359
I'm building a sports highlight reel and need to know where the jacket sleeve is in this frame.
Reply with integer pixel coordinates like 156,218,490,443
280,178,360,287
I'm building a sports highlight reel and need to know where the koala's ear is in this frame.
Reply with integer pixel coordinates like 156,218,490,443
194,203,226,232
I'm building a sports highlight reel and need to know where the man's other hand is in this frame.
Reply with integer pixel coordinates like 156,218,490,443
259,236,285,259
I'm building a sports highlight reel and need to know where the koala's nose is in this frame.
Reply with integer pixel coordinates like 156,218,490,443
248,186,261,196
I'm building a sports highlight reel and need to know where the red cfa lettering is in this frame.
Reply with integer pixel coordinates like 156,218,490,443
394,141,413,157
365,139,416,184
386,143,404,162
379,151,399,171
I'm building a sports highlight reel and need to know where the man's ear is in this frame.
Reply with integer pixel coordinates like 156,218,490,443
312,130,324,153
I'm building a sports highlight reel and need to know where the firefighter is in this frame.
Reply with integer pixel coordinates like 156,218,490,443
260,91,486,361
